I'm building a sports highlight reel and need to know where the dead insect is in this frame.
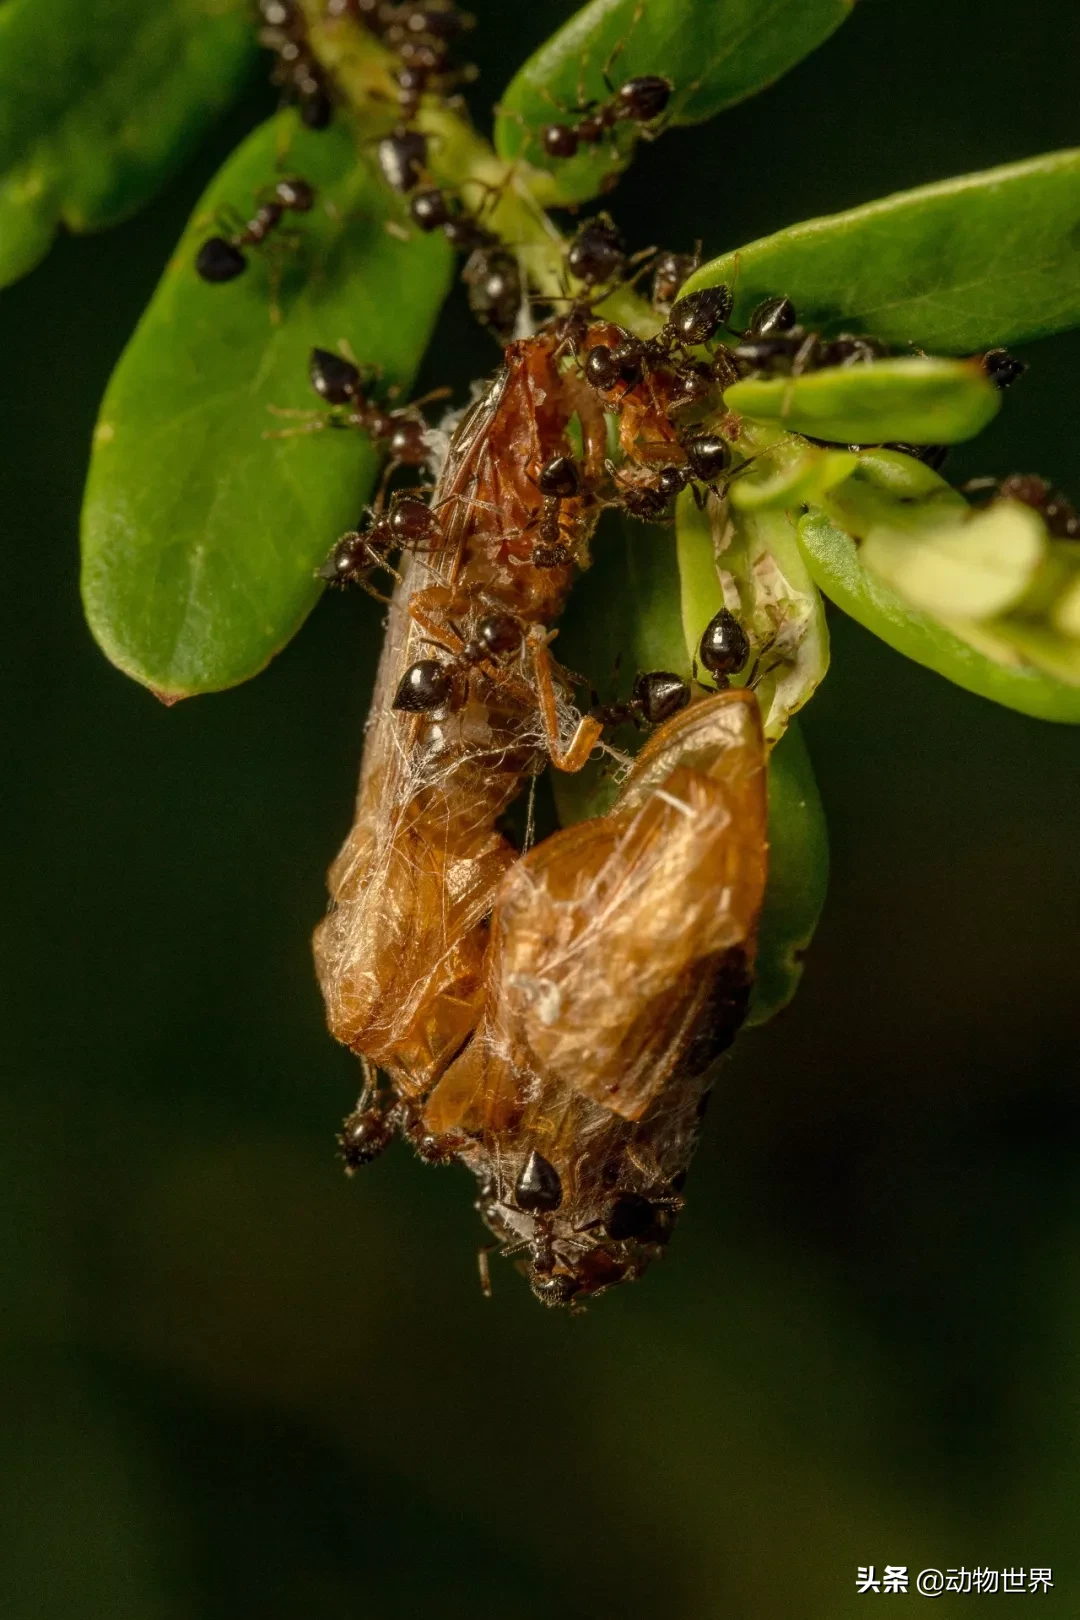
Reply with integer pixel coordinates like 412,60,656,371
194,175,316,283
422,690,768,1306
313,331,609,1099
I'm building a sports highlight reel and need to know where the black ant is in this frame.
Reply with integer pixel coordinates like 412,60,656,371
530,455,585,567
540,75,672,159
590,670,691,729
963,473,1080,540
376,127,429,192
195,176,315,283
567,216,629,288
319,493,443,600
607,433,732,520
696,607,751,689
391,611,526,711
651,246,701,312
338,1076,394,1170
267,346,446,469
257,0,333,129
728,295,890,378
463,242,524,340
583,285,735,395
981,348,1027,390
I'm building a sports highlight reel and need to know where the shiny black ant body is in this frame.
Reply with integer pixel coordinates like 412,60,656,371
583,285,735,397
540,74,672,159
728,295,891,378
651,247,701,312
697,608,751,689
257,0,333,128
567,216,628,288
391,612,525,711
195,176,315,283
319,493,442,600
981,348,1027,390
531,455,583,567
607,434,732,521
266,346,443,466
463,243,524,340
590,670,691,729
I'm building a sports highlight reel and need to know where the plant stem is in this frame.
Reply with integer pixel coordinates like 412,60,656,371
297,3,660,332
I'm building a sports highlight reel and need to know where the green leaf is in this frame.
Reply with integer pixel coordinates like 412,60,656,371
0,0,257,289
725,358,1001,446
81,112,453,699
552,510,690,827
798,509,1080,723
683,149,1080,350
495,0,853,207
747,719,828,1027
676,486,829,743
861,501,1047,621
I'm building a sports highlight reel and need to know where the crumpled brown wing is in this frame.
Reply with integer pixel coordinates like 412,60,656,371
427,690,767,1129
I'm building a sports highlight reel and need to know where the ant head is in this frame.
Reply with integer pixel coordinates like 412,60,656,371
615,75,672,123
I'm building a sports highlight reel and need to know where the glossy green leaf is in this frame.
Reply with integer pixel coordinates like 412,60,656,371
495,0,852,206
684,149,1080,350
676,486,829,743
726,358,1000,446
81,112,453,699
747,720,828,1027
820,447,967,537
798,509,1080,723
861,501,1047,621
0,0,257,289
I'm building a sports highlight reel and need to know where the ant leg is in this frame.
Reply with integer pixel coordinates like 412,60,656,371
478,1244,494,1299
600,0,644,94
529,631,604,773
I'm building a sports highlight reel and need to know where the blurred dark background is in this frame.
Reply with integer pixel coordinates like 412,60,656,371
2,1,1079,1614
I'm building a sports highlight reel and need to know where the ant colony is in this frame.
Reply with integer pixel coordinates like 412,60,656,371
207,0,1036,1308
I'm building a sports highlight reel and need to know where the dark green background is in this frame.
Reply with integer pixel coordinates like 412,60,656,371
2,1,1079,1614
